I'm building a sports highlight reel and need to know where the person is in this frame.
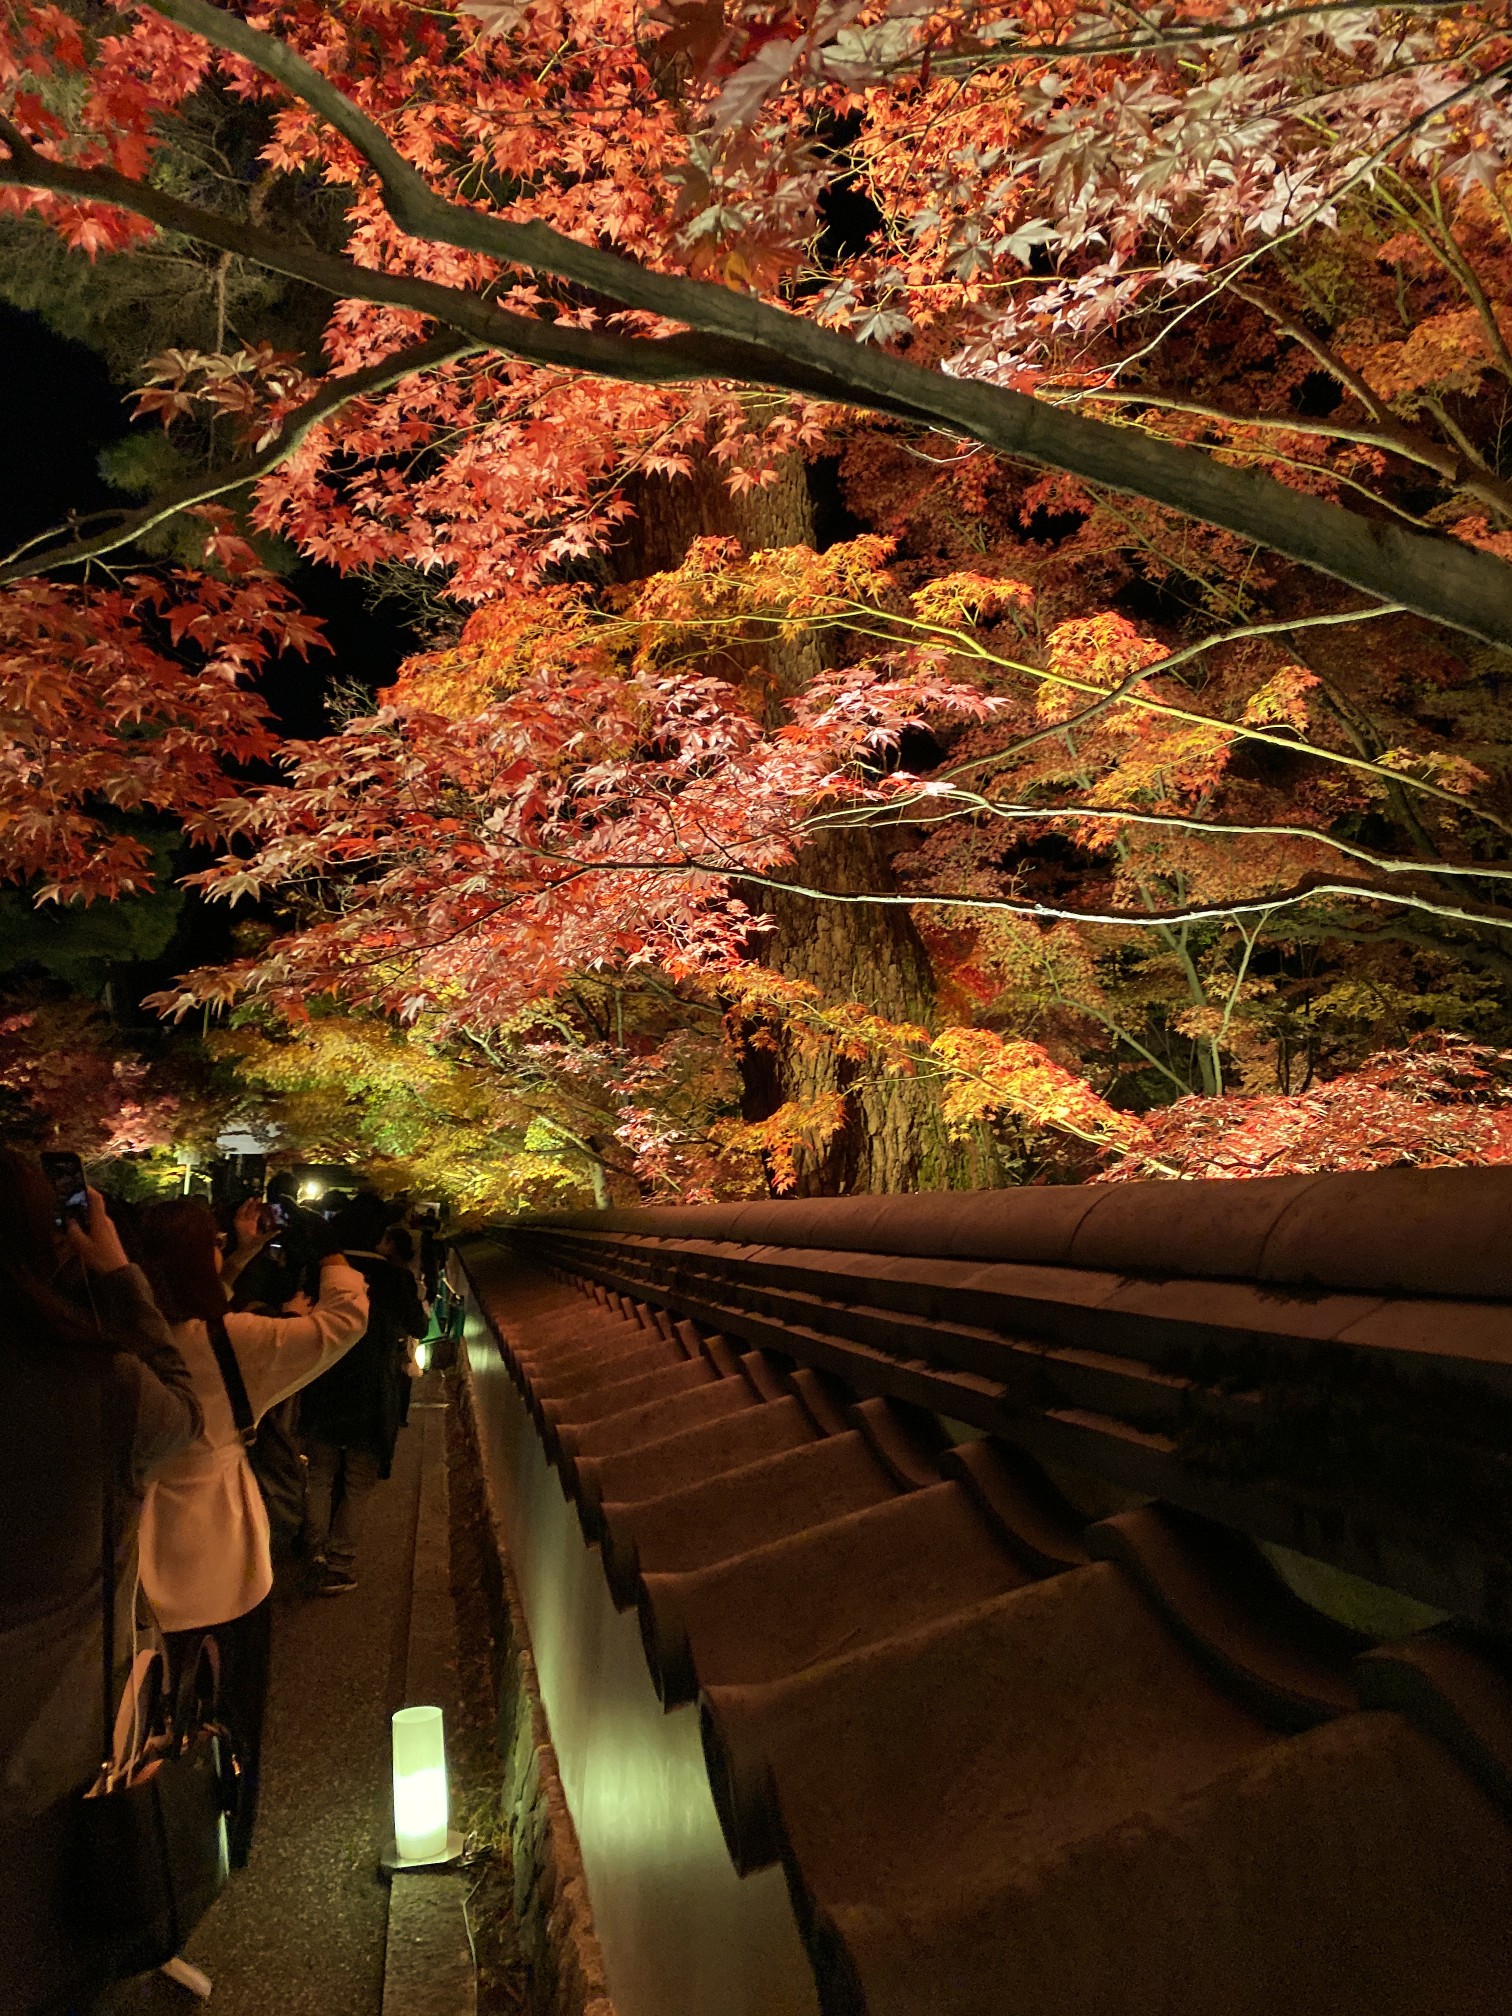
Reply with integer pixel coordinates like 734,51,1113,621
131,1198,369,1867
300,1197,427,1597
0,1154,201,2016
223,1171,324,1314
378,1223,429,1420
411,1203,444,1309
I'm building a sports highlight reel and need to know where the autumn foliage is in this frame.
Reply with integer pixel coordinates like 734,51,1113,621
4,0,1512,1209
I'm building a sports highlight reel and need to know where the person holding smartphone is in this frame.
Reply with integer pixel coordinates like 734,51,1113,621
222,1178,322,1314
0,1151,201,2016
129,1199,368,1868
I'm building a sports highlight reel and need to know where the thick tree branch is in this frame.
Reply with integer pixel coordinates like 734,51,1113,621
0,332,476,584
93,0,1512,650
0,118,940,421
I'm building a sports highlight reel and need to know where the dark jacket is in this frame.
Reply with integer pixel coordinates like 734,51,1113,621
230,1198,328,1310
0,1265,200,2016
297,1253,426,1476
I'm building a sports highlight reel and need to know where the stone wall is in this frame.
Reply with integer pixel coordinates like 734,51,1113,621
453,1380,616,2016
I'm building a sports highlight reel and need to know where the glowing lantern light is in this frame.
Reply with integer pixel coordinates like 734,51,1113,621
391,1706,449,1862
414,1339,430,1373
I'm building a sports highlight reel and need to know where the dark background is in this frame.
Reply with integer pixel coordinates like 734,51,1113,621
0,300,407,1014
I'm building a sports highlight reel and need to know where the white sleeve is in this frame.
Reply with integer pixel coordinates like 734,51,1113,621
229,1261,371,1421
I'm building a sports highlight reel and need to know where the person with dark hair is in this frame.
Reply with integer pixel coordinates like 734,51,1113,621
131,1197,368,1867
0,1151,201,2016
299,1200,427,1597
411,1203,444,1308
224,1174,326,1313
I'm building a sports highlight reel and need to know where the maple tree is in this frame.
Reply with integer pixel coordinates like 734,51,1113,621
4,0,1512,1202
0,989,238,1198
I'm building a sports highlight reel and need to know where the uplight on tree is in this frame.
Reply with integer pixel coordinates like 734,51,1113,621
391,1706,449,1863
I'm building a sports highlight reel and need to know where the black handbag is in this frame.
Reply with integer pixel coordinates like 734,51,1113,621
71,1407,235,1975
207,1315,309,1560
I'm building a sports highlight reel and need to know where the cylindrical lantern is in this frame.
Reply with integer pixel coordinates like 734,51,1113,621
391,1706,449,1861
414,1338,430,1374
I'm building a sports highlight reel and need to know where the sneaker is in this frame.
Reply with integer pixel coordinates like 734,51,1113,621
316,1563,358,1597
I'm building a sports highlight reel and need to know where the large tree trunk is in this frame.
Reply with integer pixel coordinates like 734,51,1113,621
738,823,1003,1194
617,458,995,1194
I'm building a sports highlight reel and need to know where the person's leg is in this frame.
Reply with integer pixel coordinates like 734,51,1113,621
302,1438,343,1562
214,1596,274,1868
323,1446,382,1580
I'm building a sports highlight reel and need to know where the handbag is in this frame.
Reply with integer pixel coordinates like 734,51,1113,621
207,1315,309,1560
71,1400,235,1975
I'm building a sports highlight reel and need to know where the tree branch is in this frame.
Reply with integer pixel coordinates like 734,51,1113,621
0,332,477,584
523,849,1512,936
69,0,1512,649
0,116,940,422
939,601,1404,783
1084,386,1512,518
803,789,1512,890
742,869,1512,936
1228,283,1512,522
930,0,1471,64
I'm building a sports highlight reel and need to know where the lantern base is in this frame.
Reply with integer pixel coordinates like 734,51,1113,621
381,1831,465,1873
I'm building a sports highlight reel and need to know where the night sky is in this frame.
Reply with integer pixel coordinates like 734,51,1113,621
0,303,122,559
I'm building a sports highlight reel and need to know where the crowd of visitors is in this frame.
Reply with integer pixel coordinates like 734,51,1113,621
0,1150,449,2016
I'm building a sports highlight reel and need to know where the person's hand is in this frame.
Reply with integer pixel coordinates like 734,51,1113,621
319,1249,348,1269
232,1197,273,1254
64,1188,130,1276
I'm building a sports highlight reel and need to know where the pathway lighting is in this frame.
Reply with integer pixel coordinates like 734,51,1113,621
386,1706,462,1868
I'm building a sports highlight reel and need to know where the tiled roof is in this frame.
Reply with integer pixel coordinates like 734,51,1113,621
458,1167,1512,2016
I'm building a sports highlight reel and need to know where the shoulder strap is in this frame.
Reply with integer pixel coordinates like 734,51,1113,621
206,1314,256,1445
99,1377,116,1775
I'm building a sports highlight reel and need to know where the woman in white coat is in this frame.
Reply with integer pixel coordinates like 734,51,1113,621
134,1198,369,1867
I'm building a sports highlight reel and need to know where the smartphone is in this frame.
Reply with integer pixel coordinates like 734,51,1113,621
265,1199,289,1231
40,1151,89,1231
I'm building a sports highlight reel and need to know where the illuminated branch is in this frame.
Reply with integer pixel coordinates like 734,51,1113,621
801,790,1512,889
927,0,1475,63
616,585,1510,828
517,849,1512,935
0,332,476,584
938,603,1406,782
39,0,1500,648
1081,386,1512,522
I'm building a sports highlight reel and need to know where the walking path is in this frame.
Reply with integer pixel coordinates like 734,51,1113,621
103,1400,428,2016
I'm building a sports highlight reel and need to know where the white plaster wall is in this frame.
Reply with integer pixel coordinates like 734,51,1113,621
463,1299,823,2016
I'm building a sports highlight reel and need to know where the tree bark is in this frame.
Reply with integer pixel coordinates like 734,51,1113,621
618,456,995,1195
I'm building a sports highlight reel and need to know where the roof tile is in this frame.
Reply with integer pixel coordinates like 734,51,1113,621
456,1190,1512,2016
